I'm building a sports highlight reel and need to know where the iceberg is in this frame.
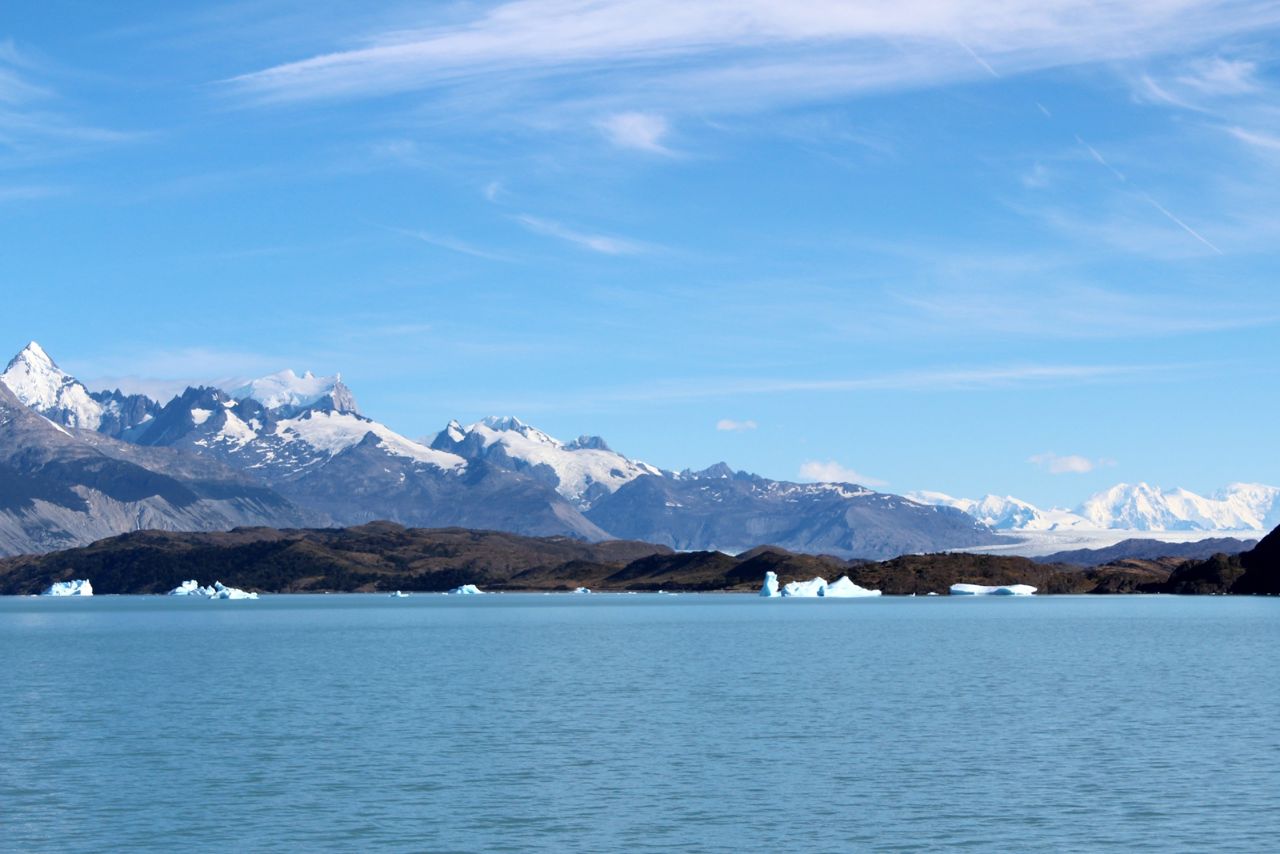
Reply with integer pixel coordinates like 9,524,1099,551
820,576,882,597
167,580,202,596
760,571,780,597
448,583,484,595
210,581,258,600
41,579,93,597
389,590,410,598
949,583,1037,596
781,576,828,597
573,587,591,594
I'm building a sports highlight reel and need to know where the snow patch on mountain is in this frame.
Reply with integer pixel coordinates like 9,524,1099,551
1,341,104,430
277,411,465,470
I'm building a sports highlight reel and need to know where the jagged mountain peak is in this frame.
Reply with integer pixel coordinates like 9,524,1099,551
1,341,106,431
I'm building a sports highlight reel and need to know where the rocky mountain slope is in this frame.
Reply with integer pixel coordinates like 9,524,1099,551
0,380,312,555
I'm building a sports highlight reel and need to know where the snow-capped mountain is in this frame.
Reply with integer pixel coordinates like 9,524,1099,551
225,369,359,416
906,492,1092,531
1,341,160,437
0,340,1004,557
914,482,1280,534
1079,482,1279,531
0,377,311,555
429,416,664,509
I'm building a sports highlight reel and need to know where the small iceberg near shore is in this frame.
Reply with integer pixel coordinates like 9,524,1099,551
950,583,1037,596
41,579,93,597
573,587,591,594
821,576,882,598
448,584,484,595
766,573,883,598
760,571,780,597
166,580,257,598
389,591,410,598
210,581,258,600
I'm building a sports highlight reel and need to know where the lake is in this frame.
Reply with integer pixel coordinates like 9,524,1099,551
1,594,1276,851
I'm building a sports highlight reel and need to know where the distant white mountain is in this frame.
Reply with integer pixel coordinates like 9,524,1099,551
912,482,1280,533
1,341,105,430
429,415,664,508
906,492,1092,531
225,369,359,415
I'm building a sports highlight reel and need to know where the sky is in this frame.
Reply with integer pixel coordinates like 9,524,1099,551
2,0,1278,508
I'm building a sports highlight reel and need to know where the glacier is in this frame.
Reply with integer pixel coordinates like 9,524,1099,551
41,579,93,596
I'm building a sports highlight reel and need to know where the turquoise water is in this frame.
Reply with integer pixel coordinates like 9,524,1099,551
1,594,1276,852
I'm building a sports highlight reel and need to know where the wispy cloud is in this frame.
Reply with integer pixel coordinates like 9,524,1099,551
514,214,645,255
1176,56,1260,95
387,226,511,261
598,112,672,154
1029,452,1116,475
716,418,757,432
226,1,1280,112
1226,126,1280,151
799,460,887,487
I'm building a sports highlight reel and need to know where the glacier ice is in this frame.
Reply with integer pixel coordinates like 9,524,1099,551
41,579,93,597
210,581,258,600
760,571,779,597
949,583,1037,596
167,580,202,596
573,586,591,594
781,577,828,597
448,584,484,595
389,590,410,598
821,576,882,597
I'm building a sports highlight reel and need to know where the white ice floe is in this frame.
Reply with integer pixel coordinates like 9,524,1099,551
573,587,591,594
448,584,484,595
949,583,1037,596
41,579,93,597
781,577,828,597
210,581,258,600
820,576,882,597
167,580,203,596
389,590,410,598
760,571,780,597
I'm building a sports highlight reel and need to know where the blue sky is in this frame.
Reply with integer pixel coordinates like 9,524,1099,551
2,0,1279,507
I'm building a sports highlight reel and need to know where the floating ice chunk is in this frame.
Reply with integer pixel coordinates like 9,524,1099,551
167,580,203,596
781,576,828,597
949,583,1037,596
210,581,258,600
760,571,780,597
389,590,410,598
573,587,591,594
41,579,93,597
448,584,484,595
820,576,882,597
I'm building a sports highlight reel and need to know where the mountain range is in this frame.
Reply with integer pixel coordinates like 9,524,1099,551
0,341,996,558
908,482,1280,534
